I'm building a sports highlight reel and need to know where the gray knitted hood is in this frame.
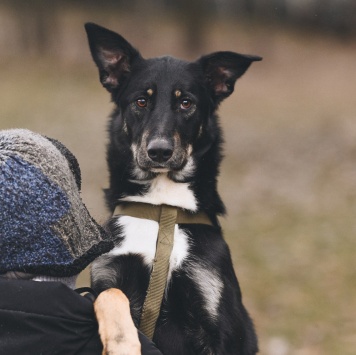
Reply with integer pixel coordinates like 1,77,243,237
0,129,113,277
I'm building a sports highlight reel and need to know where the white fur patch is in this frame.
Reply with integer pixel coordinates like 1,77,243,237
108,216,159,265
169,225,190,278
121,173,197,211
188,262,223,320
107,216,190,274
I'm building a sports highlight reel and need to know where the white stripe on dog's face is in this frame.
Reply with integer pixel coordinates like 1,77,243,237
107,217,190,273
121,173,197,211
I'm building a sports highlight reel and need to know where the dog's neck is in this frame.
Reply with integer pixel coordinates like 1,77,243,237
120,173,198,211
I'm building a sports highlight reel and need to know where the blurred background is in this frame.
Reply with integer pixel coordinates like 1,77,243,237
1,1,356,354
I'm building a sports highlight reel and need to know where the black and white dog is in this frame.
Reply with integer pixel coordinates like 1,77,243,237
86,23,261,354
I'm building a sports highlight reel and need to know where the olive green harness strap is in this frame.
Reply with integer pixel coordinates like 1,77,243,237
139,205,177,339
113,202,213,340
114,202,213,226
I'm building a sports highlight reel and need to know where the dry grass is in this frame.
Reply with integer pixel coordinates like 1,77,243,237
1,14,356,354
218,24,356,355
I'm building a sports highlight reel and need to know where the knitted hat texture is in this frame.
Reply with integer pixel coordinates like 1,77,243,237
0,129,113,277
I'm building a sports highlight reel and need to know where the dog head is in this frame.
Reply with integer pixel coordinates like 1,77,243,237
85,23,261,182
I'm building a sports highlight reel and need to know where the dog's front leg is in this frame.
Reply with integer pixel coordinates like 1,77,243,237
94,288,141,355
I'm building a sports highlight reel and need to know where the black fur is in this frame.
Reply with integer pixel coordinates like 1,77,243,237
85,22,261,354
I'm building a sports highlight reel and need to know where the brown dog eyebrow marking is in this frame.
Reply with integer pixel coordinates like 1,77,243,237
175,90,182,98
147,89,154,96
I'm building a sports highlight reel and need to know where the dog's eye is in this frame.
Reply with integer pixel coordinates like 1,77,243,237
136,98,147,108
180,99,192,110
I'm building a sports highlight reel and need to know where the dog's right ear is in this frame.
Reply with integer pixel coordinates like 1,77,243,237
84,23,142,92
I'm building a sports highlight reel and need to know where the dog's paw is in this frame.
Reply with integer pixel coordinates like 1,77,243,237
94,288,141,355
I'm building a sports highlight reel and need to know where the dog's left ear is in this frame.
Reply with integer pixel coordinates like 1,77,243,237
85,23,142,92
198,51,262,104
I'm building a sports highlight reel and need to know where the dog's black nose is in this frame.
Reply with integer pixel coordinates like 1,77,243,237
147,139,173,163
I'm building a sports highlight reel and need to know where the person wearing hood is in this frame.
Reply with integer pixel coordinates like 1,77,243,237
0,129,162,355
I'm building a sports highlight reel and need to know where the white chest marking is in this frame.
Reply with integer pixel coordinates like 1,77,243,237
106,216,221,319
108,216,190,274
121,174,197,211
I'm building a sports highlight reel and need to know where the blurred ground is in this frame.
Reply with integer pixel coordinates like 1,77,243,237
1,8,356,355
